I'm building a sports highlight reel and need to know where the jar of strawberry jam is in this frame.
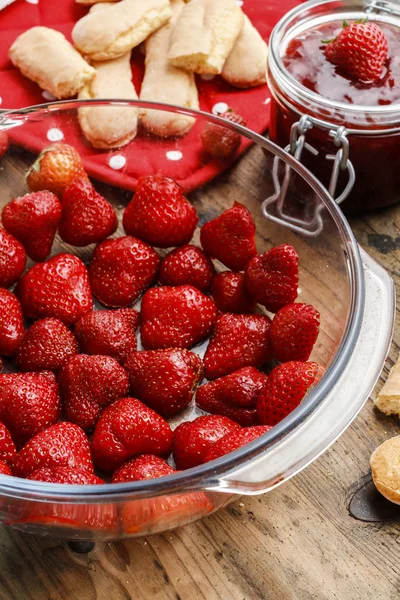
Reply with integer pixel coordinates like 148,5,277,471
267,0,400,213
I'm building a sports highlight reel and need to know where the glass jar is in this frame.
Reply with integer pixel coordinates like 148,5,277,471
267,0,400,213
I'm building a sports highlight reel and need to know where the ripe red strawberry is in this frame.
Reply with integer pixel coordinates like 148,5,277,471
0,422,17,465
0,132,8,158
59,354,130,431
270,303,320,363
25,143,88,198
28,467,104,484
123,175,198,248
159,245,215,292
125,349,203,416
0,227,26,289
16,253,93,326
0,371,61,448
0,460,11,476
211,271,255,314
201,110,246,159
200,202,257,271
0,289,24,356
16,318,78,372
112,454,174,483
59,178,117,247
2,191,62,262
205,425,272,462
12,422,93,478
204,313,272,380
257,361,324,426
75,308,139,363
89,236,159,308
245,244,299,313
325,21,388,83
196,367,267,426
92,397,173,472
173,415,241,469
140,285,217,350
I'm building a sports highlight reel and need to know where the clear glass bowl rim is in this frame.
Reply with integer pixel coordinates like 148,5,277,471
0,99,365,501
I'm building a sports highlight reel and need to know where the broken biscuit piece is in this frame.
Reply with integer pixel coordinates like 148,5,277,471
222,15,268,88
168,0,243,75
371,436,400,504
374,356,400,416
140,0,198,137
78,52,139,149
72,0,172,61
9,27,96,99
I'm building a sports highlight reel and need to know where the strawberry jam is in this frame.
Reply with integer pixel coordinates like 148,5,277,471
268,3,400,213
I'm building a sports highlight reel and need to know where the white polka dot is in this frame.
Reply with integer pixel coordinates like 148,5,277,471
42,91,57,101
166,151,183,161
234,0,243,5
108,154,126,170
263,98,271,105
46,128,64,142
25,0,39,4
212,102,229,115
0,98,2,106
201,73,215,81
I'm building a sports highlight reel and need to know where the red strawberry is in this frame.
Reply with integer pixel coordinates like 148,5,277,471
0,461,11,476
245,244,299,313
59,354,130,431
270,303,320,363
16,318,78,373
325,21,388,83
200,202,257,271
173,415,241,469
140,285,217,350
0,132,8,158
16,253,93,326
92,397,173,472
112,454,174,483
2,191,62,262
204,313,272,380
0,227,26,289
28,467,104,484
0,289,24,356
123,175,198,248
0,422,17,465
196,367,267,426
201,110,246,159
89,236,159,308
205,425,272,462
12,422,94,478
159,245,215,292
0,371,61,448
75,308,139,363
211,271,255,314
25,143,88,198
125,349,203,416
257,361,324,426
59,178,117,247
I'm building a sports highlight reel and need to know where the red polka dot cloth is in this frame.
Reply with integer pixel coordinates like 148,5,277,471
0,0,299,192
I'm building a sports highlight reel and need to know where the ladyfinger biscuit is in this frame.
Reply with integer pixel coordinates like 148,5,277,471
168,0,243,75
222,15,268,88
78,52,139,149
140,0,198,137
371,436,400,504
72,0,172,61
374,355,400,416
9,27,96,99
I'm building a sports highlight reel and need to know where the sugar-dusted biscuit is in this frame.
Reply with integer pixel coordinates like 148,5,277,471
374,355,400,416
9,27,96,99
222,15,268,88
78,52,138,149
72,0,172,61
168,0,243,75
371,436,400,504
140,0,198,137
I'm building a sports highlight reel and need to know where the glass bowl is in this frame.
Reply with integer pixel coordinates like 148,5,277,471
0,100,394,542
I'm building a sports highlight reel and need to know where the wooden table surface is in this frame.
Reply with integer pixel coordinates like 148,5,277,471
1,145,400,600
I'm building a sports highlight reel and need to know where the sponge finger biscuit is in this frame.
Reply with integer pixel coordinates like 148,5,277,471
371,436,400,504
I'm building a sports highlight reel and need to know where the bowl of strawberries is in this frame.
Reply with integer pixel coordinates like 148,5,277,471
0,100,394,541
